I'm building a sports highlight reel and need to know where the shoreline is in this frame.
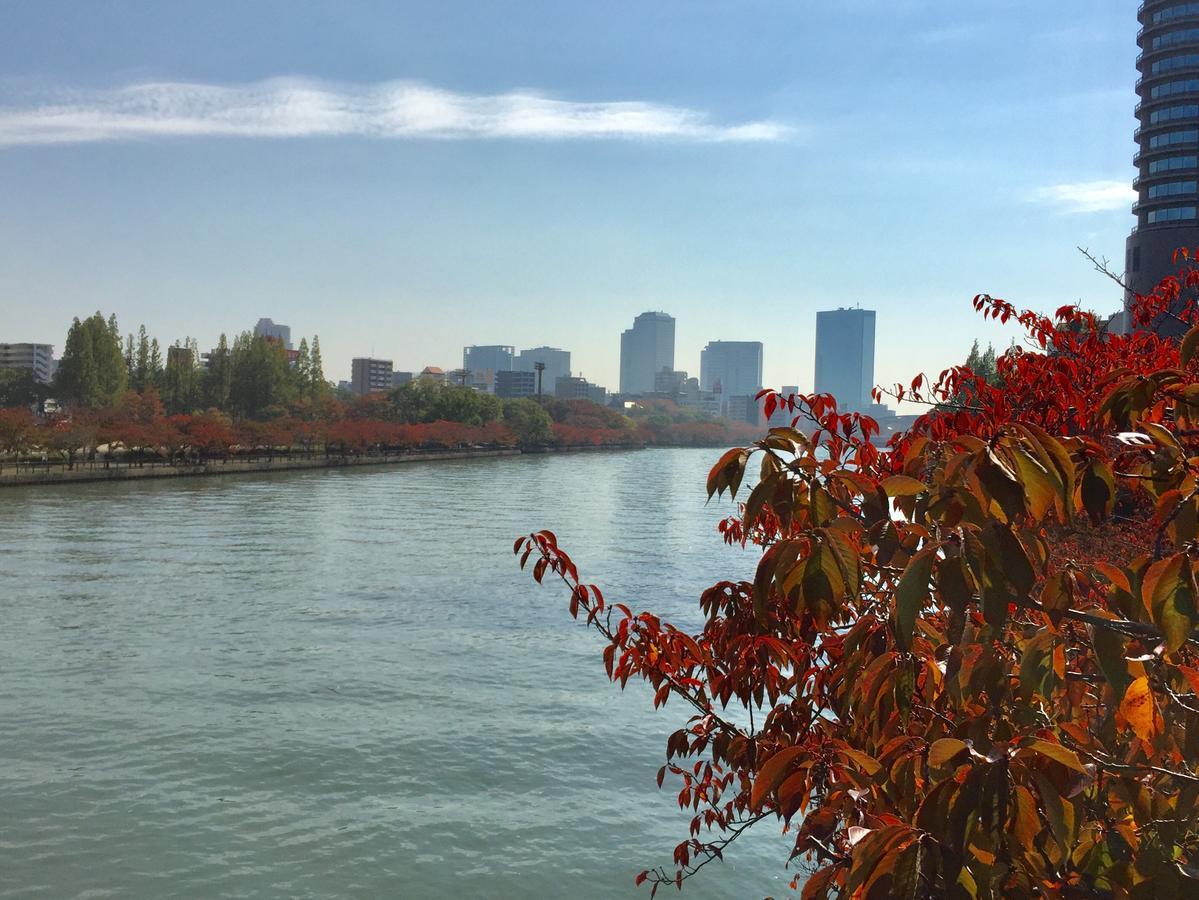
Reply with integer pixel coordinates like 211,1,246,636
0,442,723,488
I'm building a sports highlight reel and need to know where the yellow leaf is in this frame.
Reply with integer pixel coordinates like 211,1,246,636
1023,739,1087,773
928,738,969,768
1119,676,1159,742
882,475,928,498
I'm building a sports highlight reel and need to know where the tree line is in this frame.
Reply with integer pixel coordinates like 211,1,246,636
52,312,328,419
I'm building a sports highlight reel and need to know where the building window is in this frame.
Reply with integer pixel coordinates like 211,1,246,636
1148,179,1199,198
1133,245,1143,273
1154,28,1199,50
1147,205,1199,223
1149,154,1199,173
1152,77,1199,99
1155,3,1199,25
1153,53,1199,74
1151,103,1199,123
1150,129,1199,148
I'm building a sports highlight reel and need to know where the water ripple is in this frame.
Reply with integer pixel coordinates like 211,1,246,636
0,450,790,898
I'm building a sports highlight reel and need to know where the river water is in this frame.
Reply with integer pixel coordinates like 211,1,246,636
0,448,794,898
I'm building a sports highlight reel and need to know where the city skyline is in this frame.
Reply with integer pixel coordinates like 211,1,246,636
2,2,1139,393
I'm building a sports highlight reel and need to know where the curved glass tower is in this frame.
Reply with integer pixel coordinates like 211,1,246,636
1128,2,1199,331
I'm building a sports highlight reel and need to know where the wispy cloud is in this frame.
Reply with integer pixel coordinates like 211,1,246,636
1028,180,1135,214
0,78,792,147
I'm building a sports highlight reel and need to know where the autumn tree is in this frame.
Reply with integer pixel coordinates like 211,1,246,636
516,259,1199,898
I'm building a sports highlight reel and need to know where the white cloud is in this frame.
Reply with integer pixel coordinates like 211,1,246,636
0,78,792,147
1028,180,1136,214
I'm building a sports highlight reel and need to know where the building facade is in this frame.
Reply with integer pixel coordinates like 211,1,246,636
814,308,875,412
495,369,537,399
1127,2,1199,333
463,345,515,392
254,318,292,350
554,376,592,400
700,340,764,421
0,343,55,383
619,312,675,395
515,347,570,394
351,357,394,395
653,368,689,395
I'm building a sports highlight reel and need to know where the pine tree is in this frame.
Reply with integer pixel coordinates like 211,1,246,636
295,337,312,398
149,338,163,389
309,335,327,400
134,325,151,392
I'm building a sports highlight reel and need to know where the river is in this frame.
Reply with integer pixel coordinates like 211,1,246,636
0,448,794,898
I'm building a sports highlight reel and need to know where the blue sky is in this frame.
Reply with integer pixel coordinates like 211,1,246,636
0,0,1138,395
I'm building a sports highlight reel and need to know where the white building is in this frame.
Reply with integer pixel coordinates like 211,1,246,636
0,343,55,383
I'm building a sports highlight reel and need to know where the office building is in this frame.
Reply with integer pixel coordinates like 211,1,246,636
463,345,515,392
619,312,675,395
496,369,537,399
700,340,764,420
254,318,292,350
516,347,570,394
393,371,414,388
654,368,689,395
0,343,54,383
1127,3,1199,333
351,357,393,395
814,309,875,412
555,376,592,400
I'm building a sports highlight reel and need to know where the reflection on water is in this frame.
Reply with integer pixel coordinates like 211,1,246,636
0,449,792,898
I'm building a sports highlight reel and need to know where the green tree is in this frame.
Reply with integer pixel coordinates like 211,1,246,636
149,338,164,390
55,312,128,408
0,368,50,410
309,336,328,400
228,332,295,420
294,337,312,397
161,339,201,415
203,333,233,411
501,397,553,443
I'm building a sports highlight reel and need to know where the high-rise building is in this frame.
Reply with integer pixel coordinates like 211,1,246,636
516,347,570,394
1127,3,1199,333
619,312,675,395
351,357,394,395
495,370,537,399
814,308,875,412
463,345,515,392
0,343,55,383
254,318,292,350
700,341,764,420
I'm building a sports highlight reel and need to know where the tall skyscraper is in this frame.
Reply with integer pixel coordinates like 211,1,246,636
700,341,764,422
254,318,292,350
1127,3,1199,333
619,312,675,395
814,308,875,412
516,347,571,393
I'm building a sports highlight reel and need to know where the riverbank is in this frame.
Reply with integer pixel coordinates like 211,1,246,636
0,443,679,488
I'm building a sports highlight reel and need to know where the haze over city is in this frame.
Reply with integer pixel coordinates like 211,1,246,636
2,0,1136,391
